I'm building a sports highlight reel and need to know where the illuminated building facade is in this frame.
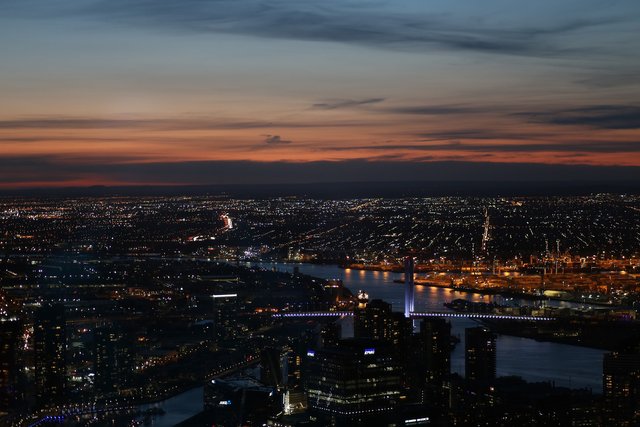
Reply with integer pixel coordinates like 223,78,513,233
420,318,451,385
304,339,403,426
34,304,66,407
354,298,394,341
465,327,496,388
321,321,342,348
212,293,239,339
0,317,22,414
94,325,133,394
603,351,640,426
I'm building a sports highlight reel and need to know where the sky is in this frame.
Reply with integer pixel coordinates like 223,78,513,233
1,0,639,187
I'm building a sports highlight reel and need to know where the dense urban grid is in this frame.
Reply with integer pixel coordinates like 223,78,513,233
1,194,639,426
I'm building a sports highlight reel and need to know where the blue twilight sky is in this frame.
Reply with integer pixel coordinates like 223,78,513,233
0,0,639,186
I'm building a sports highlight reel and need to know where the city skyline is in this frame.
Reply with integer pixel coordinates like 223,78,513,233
1,0,640,187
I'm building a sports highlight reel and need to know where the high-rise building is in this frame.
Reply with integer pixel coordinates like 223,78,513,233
94,325,133,394
354,299,394,341
420,318,451,385
212,293,239,339
465,327,496,388
320,321,342,348
603,351,640,426
304,339,403,426
0,317,22,414
354,297,416,394
34,304,66,407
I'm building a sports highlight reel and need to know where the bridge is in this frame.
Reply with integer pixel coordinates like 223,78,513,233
274,257,555,322
274,311,554,321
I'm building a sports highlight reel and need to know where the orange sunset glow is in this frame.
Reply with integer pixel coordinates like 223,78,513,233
1,1,639,187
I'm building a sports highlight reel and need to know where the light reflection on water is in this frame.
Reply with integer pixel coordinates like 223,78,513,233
252,261,605,392
137,386,204,427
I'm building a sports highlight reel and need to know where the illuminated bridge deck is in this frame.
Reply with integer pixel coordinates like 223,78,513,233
274,311,555,321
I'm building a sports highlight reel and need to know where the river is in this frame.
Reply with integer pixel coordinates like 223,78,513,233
249,261,606,392
135,386,204,427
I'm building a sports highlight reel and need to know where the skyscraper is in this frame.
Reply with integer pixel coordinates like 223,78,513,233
212,293,239,339
353,296,416,396
0,317,22,414
420,318,451,385
603,351,640,426
305,339,403,426
94,325,133,394
320,321,342,348
354,298,393,341
465,327,496,388
34,304,66,407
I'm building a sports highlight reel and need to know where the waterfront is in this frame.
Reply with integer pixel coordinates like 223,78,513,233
250,262,606,391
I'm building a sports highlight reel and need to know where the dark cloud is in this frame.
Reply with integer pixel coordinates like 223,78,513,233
0,116,370,131
387,105,476,115
414,130,551,141
0,117,269,130
312,98,385,110
517,105,640,129
575,73,640,88
19,0,624,57
310,100,475,116
263,134,292,145
1,157,639,186
330,140,640,154
0,136,126,143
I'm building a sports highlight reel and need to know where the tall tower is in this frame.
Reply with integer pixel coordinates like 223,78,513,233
354,299,394,341
0,317,22,414
305,340,403,426
465,327,496,388
404,257,415,318
603,351,640,426
94,325,133,394
420,318,452,385
34,304,66,407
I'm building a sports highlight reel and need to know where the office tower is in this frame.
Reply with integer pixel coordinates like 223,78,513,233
94,325,133,394
0,317,22,414
212,293,239,339
404,256,415,318
34,304,66,407
354,298,394,341
465,327,496,387
285,350,302,387
305,339,403,426
354,297,415,392
320,321,342,348
603,351,640,426
420,318,451,384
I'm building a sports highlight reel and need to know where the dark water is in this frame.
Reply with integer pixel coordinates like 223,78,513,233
251,262,605,392
136,386,204,427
